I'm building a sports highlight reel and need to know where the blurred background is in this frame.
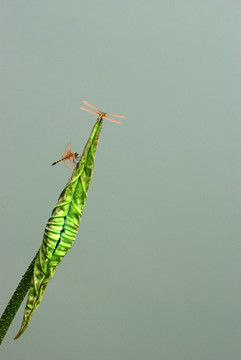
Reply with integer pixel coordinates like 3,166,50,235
1,1,240,359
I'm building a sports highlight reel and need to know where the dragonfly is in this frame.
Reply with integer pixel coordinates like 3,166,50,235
51,142,79,170
80,100,125,124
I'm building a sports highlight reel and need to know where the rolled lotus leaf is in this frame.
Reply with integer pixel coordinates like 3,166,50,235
14,118,103,339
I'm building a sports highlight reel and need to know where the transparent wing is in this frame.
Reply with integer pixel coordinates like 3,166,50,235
80,107,98,116
82,100,100,112
104,116,122,124
64,158,76,170
106,112,125,118
62,142,72,158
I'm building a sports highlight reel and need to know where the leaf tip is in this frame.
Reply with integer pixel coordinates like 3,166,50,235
13,323,27,340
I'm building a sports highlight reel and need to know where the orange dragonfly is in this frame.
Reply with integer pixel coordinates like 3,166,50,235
80,100,125,124
51,142,79,170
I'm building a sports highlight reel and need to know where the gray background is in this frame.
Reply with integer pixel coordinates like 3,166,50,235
1,1,240,359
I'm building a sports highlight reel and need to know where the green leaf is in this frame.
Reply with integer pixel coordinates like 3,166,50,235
0,252,38,345
0,118,103,343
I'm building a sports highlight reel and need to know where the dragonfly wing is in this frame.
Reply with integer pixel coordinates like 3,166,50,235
80,107,99,116
61,143,71,159
65,142,72,153
82,100,100,112
104,115,122,124
106,112,125,118
64,158,76,170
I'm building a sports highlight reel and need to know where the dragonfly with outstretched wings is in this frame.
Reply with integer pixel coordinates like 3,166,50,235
80,100,125,124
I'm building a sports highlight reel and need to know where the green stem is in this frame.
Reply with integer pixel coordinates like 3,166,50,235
0,251,38,345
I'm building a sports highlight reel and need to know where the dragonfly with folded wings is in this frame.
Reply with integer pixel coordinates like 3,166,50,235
51,142,79,170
